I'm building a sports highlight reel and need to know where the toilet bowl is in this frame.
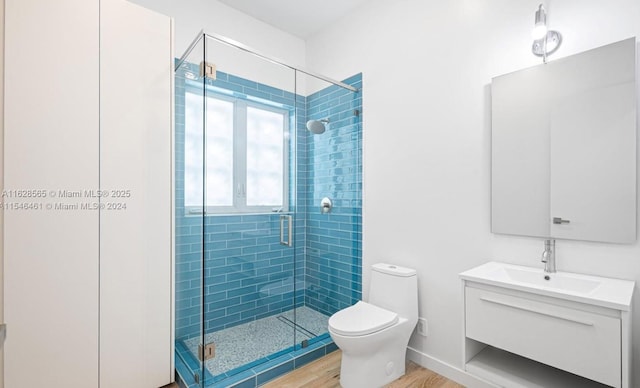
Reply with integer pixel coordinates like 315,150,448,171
328,263,418,388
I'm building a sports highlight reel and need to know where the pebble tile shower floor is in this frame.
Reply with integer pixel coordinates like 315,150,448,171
182,306,330,377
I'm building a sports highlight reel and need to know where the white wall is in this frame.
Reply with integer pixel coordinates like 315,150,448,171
129,0,304,61
128,0,306,93
0,0,4,385
306,0,640,379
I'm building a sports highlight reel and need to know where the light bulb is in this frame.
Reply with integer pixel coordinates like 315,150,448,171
532,23,548,40
532,4,547,40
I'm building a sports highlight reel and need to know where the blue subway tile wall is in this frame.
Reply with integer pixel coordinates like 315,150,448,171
175,61,362,384
305,74,363,316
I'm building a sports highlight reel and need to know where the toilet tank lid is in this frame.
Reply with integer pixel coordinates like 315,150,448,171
372,263,416,277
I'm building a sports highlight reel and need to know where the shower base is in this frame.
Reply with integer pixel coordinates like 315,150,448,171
180,306,330,380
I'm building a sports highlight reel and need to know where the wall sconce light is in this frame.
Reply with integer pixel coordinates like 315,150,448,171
531,4,562,62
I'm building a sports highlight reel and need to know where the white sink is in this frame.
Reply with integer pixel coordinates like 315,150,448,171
460,261,635,310
493,266,601,294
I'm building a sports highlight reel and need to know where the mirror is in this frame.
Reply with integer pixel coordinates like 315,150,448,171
492,38,637,244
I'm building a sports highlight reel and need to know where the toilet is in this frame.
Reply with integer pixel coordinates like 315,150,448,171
328,263,418,388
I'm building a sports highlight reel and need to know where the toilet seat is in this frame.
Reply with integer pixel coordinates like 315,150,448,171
329,301,399,336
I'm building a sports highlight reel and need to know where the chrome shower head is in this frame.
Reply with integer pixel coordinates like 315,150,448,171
306,118,329,134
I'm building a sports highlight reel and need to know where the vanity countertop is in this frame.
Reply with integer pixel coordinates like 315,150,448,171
460,261,635,311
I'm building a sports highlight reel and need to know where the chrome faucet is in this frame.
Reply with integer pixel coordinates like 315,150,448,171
541,239,556,273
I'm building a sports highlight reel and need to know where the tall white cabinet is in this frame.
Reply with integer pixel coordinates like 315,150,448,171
3,0,173,387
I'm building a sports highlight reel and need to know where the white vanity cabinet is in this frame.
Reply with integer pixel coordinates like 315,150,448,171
460,262,634,388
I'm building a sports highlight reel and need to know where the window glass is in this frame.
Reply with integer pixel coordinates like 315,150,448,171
205,97,234,207
184,90,288,213
184,92,204,208
246,106,284,207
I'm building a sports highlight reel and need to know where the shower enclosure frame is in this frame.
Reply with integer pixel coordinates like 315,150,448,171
174,30,362,388
175,30,359,93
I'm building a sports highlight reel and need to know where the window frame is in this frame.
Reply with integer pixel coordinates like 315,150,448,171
184,86,290,215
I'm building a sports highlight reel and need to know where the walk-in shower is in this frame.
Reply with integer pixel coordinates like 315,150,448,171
174,31,363,388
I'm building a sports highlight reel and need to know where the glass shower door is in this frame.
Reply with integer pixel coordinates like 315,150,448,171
174,35,207,386
198,34,301,385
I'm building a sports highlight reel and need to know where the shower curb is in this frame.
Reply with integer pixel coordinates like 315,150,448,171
175,335,337,388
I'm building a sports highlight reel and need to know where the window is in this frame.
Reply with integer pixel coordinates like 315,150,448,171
184,89,289,214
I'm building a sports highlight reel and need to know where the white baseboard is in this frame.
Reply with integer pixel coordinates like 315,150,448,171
406,346,498,388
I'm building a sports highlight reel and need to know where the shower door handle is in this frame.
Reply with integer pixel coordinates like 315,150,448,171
280,215,293,247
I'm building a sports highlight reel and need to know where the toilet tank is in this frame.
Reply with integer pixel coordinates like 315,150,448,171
369,263,418,321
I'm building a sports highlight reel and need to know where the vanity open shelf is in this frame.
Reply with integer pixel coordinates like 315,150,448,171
466,346,610,388
460,262,635,388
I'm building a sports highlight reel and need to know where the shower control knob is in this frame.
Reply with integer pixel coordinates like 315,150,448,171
320,197,332,213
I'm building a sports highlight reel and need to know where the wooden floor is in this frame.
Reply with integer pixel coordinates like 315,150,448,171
166,350,464,388
263,350,464,388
